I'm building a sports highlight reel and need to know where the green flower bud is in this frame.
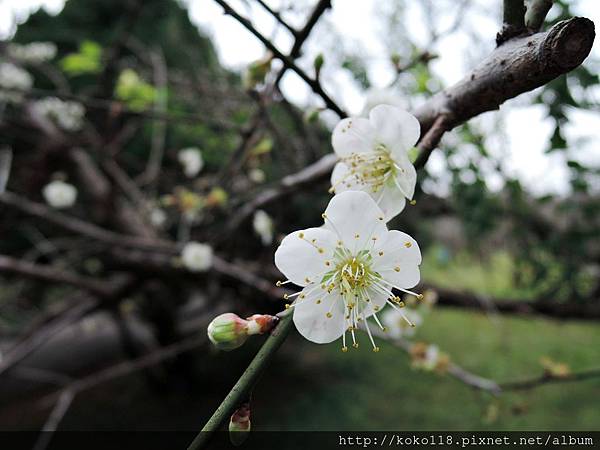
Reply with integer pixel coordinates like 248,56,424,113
207,313,278,351
313,53,324,73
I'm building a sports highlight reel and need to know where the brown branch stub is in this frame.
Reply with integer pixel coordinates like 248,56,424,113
525,0,554,32
415,17,595,133
497,0,527,45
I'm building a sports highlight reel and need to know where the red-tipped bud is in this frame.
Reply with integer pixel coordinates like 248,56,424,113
229,402,251,446
207,313,278,351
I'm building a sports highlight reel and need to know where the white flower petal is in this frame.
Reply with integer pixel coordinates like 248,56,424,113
330,161,363,193
376,185,407,222
293,290,346,344
361,286,390,317
323,191,387,254
391,152,417,200
331,117,375,158
369,104,420,153
274,227,338,287
372,230,422,288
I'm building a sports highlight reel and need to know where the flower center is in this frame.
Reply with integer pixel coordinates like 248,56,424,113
340,144,396,193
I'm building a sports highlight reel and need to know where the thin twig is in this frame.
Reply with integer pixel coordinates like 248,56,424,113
213,0,345,118
0,254,113,297
414,115,450,170
187,312,294,450
138,47,169,188
0,146,12,193
254,0,298,36
33,390,75,450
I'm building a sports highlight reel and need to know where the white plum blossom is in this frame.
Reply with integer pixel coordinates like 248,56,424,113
253,210,274,245
181,242,213,272
0,62,33,102
178,147,204,178
330,104,420,221
32,97,85,131
274,191,422,351
7,42,57,63
43,180,77,209
382,307,422,339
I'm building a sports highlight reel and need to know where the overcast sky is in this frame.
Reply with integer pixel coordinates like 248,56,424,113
1,0,598,196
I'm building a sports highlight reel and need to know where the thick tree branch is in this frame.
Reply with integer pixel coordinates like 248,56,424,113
230,17,595,224
414,17,595,133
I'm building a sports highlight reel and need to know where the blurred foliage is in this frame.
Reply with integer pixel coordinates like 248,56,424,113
60,40,102,75
114,68,157,111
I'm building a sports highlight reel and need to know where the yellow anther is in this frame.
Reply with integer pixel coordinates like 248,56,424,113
283,294,289,300
382,327,388,332
354,234,360,239
325,261,331,266
379,251,384,256
276,281,282,287
316,299,321,304
299,294,306,299
318,248,324,254
326,312,332,318
410,200,416,205
378,216,384,221
285,303,290,309
398,301,405,308
374,306,380,311
304,277,311,283
373,347,380,353
404,242,412,248
321,213,328,218
394,266,401,272
342,346,348,352
298,232,304,238
417,293,424,300
353,343,359,348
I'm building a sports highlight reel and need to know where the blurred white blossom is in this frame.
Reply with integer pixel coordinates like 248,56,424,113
149,208,167,228
7,42,57,64
32,97,85,131
181,242,213,272
382,307,423,338
43,180,77,209
248,168,266,183
178,147,204,178
0,62,33,102
253,210,273,245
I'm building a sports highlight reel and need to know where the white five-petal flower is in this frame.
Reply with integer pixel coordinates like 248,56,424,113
181,242,213,272
330,104,420,221
178,147,204,178
42,180,77,209
274,191,422,351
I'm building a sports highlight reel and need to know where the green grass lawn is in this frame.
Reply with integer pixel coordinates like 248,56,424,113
256,308,600,430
